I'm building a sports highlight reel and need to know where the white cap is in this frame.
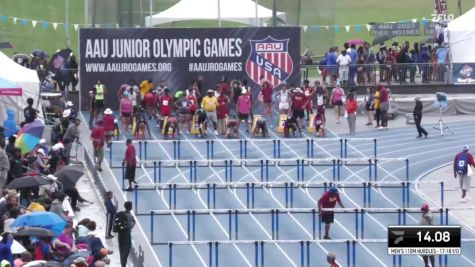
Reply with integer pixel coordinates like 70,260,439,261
66,101,73,107
62,109,71,118
104,108,113,115
88,90,94,95
294,87,302,93
463,145,470,151
52,143,64,151
241,88,248,94
39,138,46,144
37,148,45,155
46,174,57,181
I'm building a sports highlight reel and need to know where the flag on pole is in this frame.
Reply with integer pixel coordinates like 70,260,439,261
302,25,308,32
345,25,350,32
32,20,37,27
52,22,58,30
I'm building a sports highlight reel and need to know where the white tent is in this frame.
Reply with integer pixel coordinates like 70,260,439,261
448,7,475,63
145,0,286,27
0,51,42,123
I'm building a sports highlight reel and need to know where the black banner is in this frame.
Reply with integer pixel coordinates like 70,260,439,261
79,27,300,110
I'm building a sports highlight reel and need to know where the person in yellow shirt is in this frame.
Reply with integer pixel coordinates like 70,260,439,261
373,87,382,128
139,79,153,98
201,89,219,135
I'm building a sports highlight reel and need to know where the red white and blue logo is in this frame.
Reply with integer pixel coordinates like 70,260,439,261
245,36,294,88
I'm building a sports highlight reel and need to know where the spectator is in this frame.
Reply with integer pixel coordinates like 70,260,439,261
413,97,428,138
0,127,4,149
0,232,13,266
201,89,219,135
124,139,137,191
65,101,77,122
13,251,32,267
275,84,290,115
117,201,135,267
194,107,207,138
7,148,24,185
3,110,18,139
54,224,77,259
127,86,139,117
318,186,344,239
348,44,358,85
330,82,345,124
230,80,242,107
362,42,375,83
453,145,474,202
408,50,417,83
345,92,357,135
49,192,68,220
186,92,198,133
420,204,435,267
373,86,382,128
237,88,252,133
119,91,133,132
336,50,351,85
104,191,117,239
23,98,38,124
364,87,374,126
314,81,328,124
396,43,409,84
90,120,105,172
376,44,387,82
0,146,8,190
63,119,81,163
326,252,340,267
93,80,106,119
326,47,338,83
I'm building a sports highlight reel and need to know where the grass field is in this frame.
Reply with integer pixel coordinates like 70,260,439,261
1,0,474,57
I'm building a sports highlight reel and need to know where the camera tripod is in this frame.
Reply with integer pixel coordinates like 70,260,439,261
432,105,453,136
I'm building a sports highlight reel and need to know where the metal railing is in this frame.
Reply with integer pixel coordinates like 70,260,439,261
301,63,450,86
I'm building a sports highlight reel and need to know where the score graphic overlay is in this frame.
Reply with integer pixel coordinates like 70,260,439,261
387,226,461,255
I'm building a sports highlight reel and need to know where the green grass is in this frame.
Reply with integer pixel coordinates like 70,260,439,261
1,0,475,57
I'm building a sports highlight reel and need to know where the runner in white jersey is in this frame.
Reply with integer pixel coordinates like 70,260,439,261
275,84,290,115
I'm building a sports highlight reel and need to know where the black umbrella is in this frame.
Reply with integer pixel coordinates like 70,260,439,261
7,176,49,189
31,49,49,58
14,227,55,238
372,34,394,46
54,165,84,190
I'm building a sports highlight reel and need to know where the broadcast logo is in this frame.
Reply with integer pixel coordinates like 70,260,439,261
245,36,294,88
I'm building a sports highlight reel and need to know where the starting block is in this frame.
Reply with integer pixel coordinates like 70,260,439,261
190,114,200,135
307,114,316,133
276,114,288,133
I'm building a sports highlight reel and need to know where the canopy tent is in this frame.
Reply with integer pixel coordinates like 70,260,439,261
448,7,475,63
145,0,286,27
0,51,42,123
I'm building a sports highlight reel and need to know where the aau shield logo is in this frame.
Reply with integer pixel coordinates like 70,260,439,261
245,36,294,88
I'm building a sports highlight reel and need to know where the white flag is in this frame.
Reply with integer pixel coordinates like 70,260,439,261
412,18,418,23
32,20,38,28
324,25,329,30
13,17,18,24
302,25,308,32
52,22,58,30
345,25,350,32
366,24,372,31
73,24,79,31
115,23,119,28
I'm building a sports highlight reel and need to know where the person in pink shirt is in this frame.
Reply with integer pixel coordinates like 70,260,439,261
330,81,345,123
119,91,133,132
237,88,252,133
260,81,273,117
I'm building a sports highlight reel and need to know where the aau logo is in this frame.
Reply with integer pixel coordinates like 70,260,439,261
245,36,294,88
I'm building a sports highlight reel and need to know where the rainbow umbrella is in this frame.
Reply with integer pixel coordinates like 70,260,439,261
15,120,45,154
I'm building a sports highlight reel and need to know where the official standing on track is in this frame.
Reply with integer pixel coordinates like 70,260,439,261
123,139,137,191
413,97,428,138
318,186,344,239
453,145,474,202
420,204,435,267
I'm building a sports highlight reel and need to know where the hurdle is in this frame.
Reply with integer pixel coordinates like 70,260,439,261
342,138,378,158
